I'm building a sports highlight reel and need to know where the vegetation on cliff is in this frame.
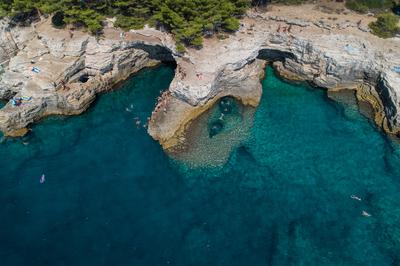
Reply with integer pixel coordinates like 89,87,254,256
345,0,395,13
0,0,399,45
369,12,399,38
342,0,400,38
0,0,250,49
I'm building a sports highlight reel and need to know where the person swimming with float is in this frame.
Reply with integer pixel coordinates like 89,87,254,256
350,195,362,201
362,210,371,217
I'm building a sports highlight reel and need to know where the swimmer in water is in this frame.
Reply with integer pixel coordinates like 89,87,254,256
351,195,362,201
40,174,45,184
362,210,371,217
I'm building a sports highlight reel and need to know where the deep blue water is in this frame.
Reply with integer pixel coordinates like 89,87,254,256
1,65,400,266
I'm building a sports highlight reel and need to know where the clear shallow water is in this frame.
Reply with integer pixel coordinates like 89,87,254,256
171,96,256,168
1,66,400,266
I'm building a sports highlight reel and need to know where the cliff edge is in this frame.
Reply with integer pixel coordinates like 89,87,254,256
0,4,399,148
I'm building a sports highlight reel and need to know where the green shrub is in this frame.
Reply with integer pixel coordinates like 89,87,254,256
369,12,399,38
3,0,251,44
271,0,307,4
176,43,185,53
63,8,104,34
346,1,369,13
223,18,240,31
346,0,394,13
0,0,12,17
114,15,146,30
191,36,203,47
51,11,65,27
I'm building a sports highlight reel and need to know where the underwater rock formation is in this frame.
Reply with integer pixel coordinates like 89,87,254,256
209,120,224,138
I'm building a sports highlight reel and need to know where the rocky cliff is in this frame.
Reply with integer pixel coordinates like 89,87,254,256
0,4,399,148
0,19,175,136
148,5,400,149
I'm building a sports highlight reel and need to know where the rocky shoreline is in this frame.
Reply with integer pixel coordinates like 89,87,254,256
149,4,400,149
0,18,175,137
0,4,399,149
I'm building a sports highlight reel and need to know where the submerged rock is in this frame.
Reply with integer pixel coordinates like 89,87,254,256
219,96,234,114
209,120,224,138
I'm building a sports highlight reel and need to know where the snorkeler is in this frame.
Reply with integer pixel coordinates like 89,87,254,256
350,195,362,201
362,210,371,217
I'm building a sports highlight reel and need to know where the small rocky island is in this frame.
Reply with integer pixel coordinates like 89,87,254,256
0,3,399,152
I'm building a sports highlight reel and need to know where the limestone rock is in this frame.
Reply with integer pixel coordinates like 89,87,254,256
148,6,400,147
378,72,400,132
0,4,400,146
0,19,171,135
0,19,18,64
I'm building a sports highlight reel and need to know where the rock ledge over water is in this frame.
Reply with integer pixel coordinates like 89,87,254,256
148,5,400,149
0,4,399,148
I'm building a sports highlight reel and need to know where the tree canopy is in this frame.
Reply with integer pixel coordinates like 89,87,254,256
345,0,395,13
1,1,399,46
0,0,250,49
369,12,399,38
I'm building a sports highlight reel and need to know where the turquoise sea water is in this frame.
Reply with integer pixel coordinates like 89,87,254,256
1,65,400,266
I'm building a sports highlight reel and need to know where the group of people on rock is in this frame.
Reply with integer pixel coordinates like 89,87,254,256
177,66,186,79
11,96,32,107
277,24,292,33
152,90,171,117
131,90,171,130
59,80,70,91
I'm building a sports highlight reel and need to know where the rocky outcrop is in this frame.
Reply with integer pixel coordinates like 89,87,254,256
0,19,175,136
0,4,400,147
0,19,18,65
149,59,266,150
148,5,400,148
377,72,400,132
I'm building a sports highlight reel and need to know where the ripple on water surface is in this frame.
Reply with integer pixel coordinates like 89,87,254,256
0,66,400,266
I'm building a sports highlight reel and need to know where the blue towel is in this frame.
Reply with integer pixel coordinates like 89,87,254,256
344,44,359,55
393,66,400,73
32,67,41,73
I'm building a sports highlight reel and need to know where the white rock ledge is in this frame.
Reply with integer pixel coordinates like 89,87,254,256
0,4,399,146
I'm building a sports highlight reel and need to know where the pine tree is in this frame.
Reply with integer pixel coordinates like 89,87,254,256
2,0,252,43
